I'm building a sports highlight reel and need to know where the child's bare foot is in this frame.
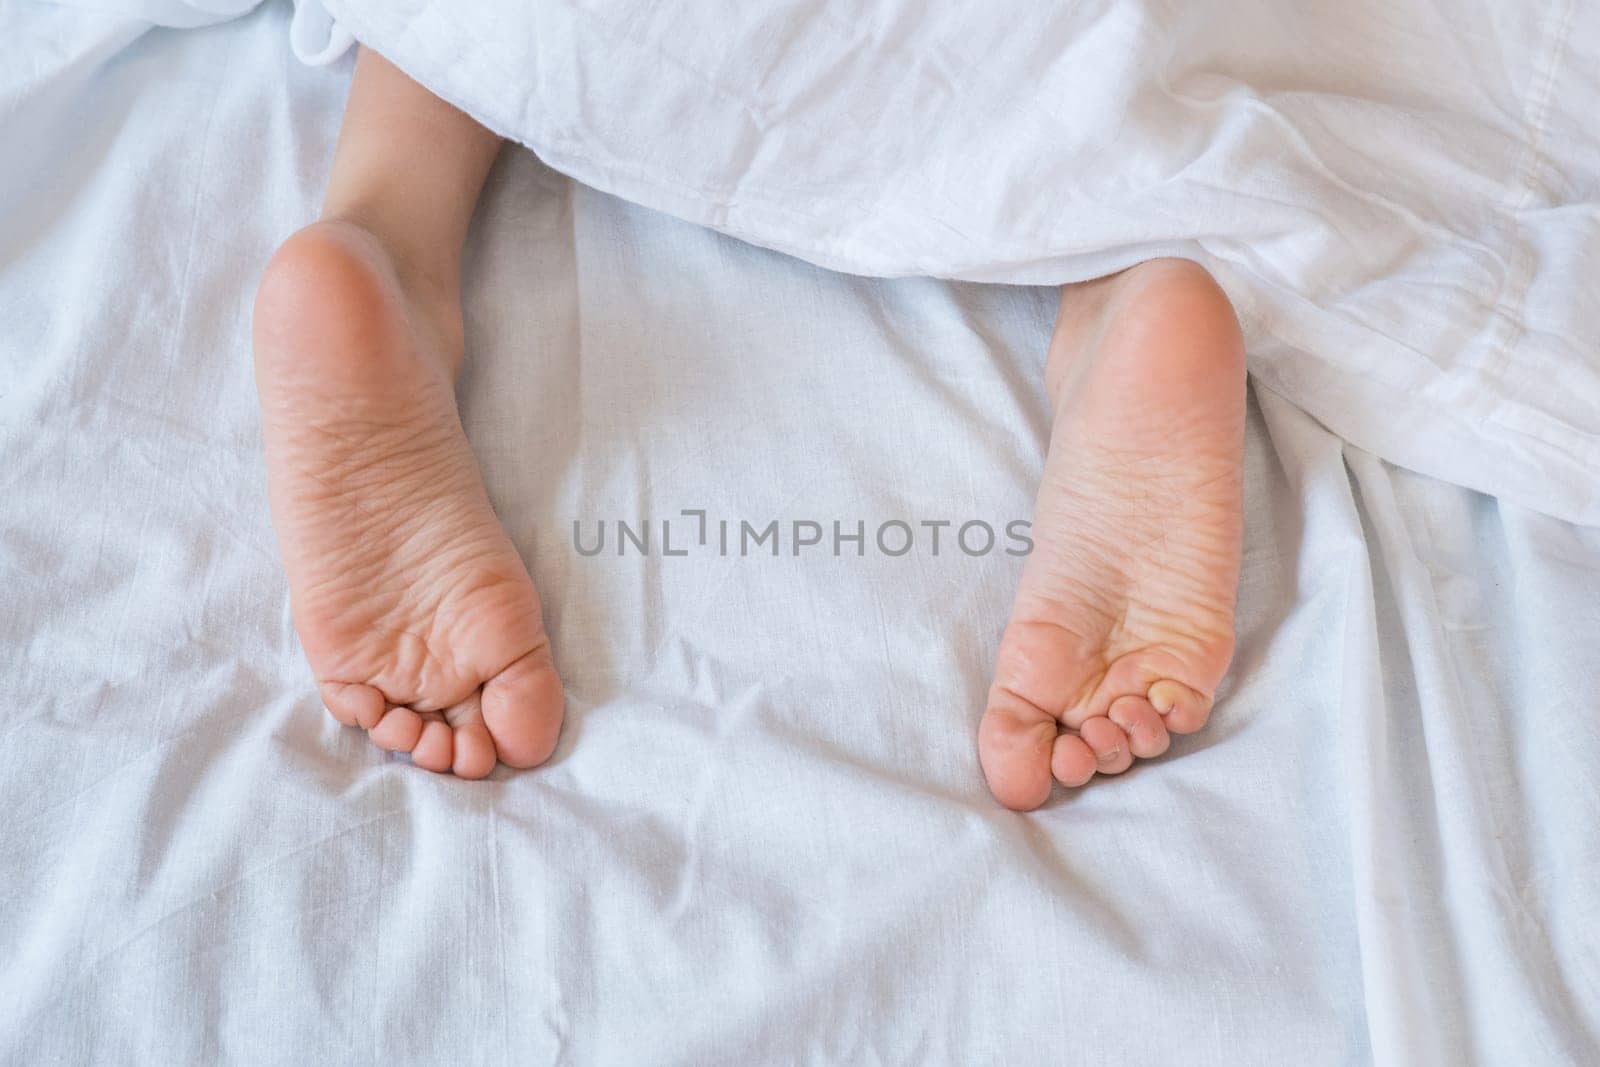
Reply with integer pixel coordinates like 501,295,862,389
979,259,1244,810
254,220,564,778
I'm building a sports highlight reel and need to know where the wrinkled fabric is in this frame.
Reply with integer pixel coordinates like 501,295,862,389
1,5,1598,1065
331,0,1600,527
77,0,1600,522
42,0,348,61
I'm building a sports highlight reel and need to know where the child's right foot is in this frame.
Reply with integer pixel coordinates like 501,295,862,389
253,220,564,778
978,259,1244,810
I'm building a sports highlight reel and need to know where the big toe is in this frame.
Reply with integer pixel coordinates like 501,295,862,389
980,619,1099,808
481,648,565,769
320,681,386,729
979,692,1058,811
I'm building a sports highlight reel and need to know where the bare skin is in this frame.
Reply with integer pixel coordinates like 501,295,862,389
254,50,563,777
254,50,1244,797
978,259,1244,810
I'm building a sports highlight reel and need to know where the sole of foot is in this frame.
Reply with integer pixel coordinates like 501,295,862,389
254,219,564,779
978,258,1245,811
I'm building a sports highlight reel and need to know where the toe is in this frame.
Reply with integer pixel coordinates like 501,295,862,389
1108,695,1170,759
452,723,497,780
441,692,498,780
322,700,357,728
1148,679,1212,734
1050,732,1097,788
979,693,1059,811
480,648,565,769
320,681,385,729
410,716,454,773
981,619,1101,810
368,705,423,752
1080,716,1134,775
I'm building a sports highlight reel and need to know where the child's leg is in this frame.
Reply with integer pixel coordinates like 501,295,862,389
253,48,564,778
978,260,1245,809
320,48,501,345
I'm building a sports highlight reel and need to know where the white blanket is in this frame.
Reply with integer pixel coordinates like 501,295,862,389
2,4,1598,1064
64,0,1600,523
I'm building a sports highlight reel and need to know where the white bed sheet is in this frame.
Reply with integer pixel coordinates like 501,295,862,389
1,5,1598,1064
326,0,1600,529
43,0,1600,527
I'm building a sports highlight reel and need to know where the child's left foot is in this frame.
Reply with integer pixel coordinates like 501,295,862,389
979,259,1245,810
254,220,565,778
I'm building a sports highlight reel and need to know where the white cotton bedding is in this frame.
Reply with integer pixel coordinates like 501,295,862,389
43,0,1600,527
2,3,1599,1064
264,0,1600,527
